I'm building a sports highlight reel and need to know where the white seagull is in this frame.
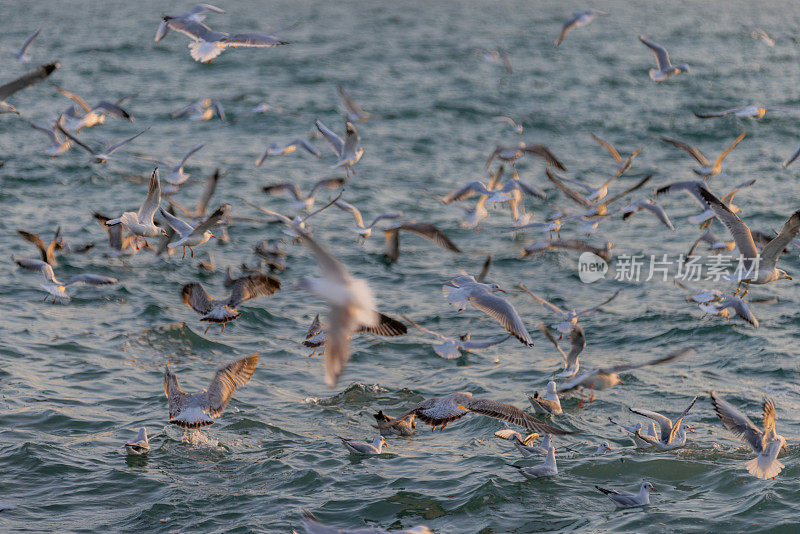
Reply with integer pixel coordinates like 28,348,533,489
335,200,403,240
443,276,534,345
662,132,746,178
55,121,149,164
596,481,656,507
29,120,71,157
156,5,288,63
554,9,608,46
527,381,563,415
402,314,511,359
628,396,698,450
164,354,258,428
507,447,558,478
137,144,204,187
124,428,150,455
538,323,585,378
262,177,345,214
13,257,118,302
337,85,373,122
699,188,800,293
710,391,786,479
51,83,133,132
159,204,229,258
339,436,387,455
315,120,364,176
105,169,165,246
255,138,320,166
520,283,620,334
639,35,689,82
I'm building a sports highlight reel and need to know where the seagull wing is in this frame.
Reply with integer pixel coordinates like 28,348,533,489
476,255,492,283
458,334,511,350
356,313,407,336
220,33,288,47
181,282,217,314
590,133,622,162
50,83,91,113
759,210,800,272
521,144,567,170
639,35,672,70
263,182,303,200
227,274,281,308
698,188,760,263
205,354,258,417
159,207,194,238
467,398,570,434
604,347,695,374
314,119,344,156
288,138,322,157
18,27,41,56
395,222,461,252
661,137,709,166
104,128,149,156
545,169,591,208
442,181,492,203
308,176,345,197
64,273,118,286
0,62,59,102
693,108,739,119
334,200,365,227
655,180,710,209
518,283,566,315
13,256,58,283
190,204,230,238
712,132,747,168
537,323,567,361
468,291,533,345
137,169,162,223
710,391,765,453
575,289,622,317
93,101,133,121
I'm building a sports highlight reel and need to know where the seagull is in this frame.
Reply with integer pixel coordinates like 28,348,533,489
13,257,118,302
558,348,695,397
335,200,403,240
253,239,288,272
105,169,165,247
656,179,755,228
590,134,644,178
181,274,280,332
373,410,416,437
55,121,149,164
485,143,566,170
545,169,652,217
538,323,585,378
339,436,387,455
522,239,614,261
137,145,204,188
315,120,364,176
609,417,659,449
292,229,380,386
17,226,62,266
596,481,657,507
519,283,621,334
9,27,41,63
554,9,608,46
172,98,225,121
620,198,675,230
507,447,558,478
661,132,746,178
527,381,563,416
473,48,513,74
155,3,226,42
698,295,759,328
301,312,407,356
337,85,373,122
159,204,229,258
93,212,137,257
494,429,553,456
29,120,71,157
383,221,461,263
168,168,227,221
699,188,800,293
710,391,786,479
443,276,533,345
686,230,736,257
694,105,800,120
164,354,258,429
443,176,546,212
376,392,570,434
262,177,344,214
401,314,511,359
629,396,698,450
124,428,150,455
493,116,523,134
50,83,133,132
255,138,320,166
639,35,689,82
0,61,60,115
157,6,289,63
246,193,341,240
299,511,433,534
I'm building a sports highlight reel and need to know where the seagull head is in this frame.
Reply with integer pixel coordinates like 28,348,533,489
487,282,505,293
642,481,657,493
778,269,793,280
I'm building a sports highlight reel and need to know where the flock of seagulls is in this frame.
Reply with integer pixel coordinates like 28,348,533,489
3,4,798,532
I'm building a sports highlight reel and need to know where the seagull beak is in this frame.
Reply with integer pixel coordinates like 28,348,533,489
497,289,506,293
210,233,216,238
787,274,794,280
650,487,658,492
688,426,696,433
457,405,470,412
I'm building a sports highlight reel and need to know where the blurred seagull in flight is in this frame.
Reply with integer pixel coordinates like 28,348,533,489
538,322,585,378
0,61,59,115
639,35,689,81
661,132,746,178
159,204,229,258
262,177,345,213
520,283,620,334
335,200,403,240
554,9,608,46
55,121,149,164
255,138,321,166
13,257,117,302
9,27,41,63
402,314,511,359
337,85,373,122
105,169,165,247
51,83,133,132
315,120,364,177
137,144,204,188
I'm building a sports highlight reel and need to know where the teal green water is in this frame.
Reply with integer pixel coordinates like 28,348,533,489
2,1,800,532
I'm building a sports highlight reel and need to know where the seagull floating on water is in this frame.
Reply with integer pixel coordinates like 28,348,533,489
527,381,563,415
124,427,150,455
494,429,552,456
596,481,656,507
373,410,416,436
339,436,387,455
507,446,558,478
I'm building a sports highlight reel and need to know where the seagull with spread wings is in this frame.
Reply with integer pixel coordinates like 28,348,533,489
51,83,133,132
590,133,644,179
315,120,364,176
628,396,698,450
485,142,566,170
255,138,320,166
402,314,511,359
334,200,403,241
182,274,280,332
9,27,41,63
137,144,204,188
710,392,786,479
538,323,586,378
164,354,258,429
337,85,373,122
105,169,165,247
520,283,620,334
383,221,460,263
55,120,149,164
661,132,746,178
302,312,407,357
639,35,689,82
13,257,117,302
159,204,229,258
554,9,608,46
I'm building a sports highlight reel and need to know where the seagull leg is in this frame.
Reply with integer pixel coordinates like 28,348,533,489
182,247,186,259
221,323,226,333
308,349,316,358
204,324,211,334
189,246,194,258
588,385,595,403
740,281,750,298
143,240,150,248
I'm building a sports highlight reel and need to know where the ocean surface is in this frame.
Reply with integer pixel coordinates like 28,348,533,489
2,1,800,532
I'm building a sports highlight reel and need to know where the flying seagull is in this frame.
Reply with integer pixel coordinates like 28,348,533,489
402,314,511,359
661,132,746,178
9,27,41,63
315,120,364,176
182,274,280,332
639,35,689,82
0,61,60,115
13,257,117,302
554,9,608,46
